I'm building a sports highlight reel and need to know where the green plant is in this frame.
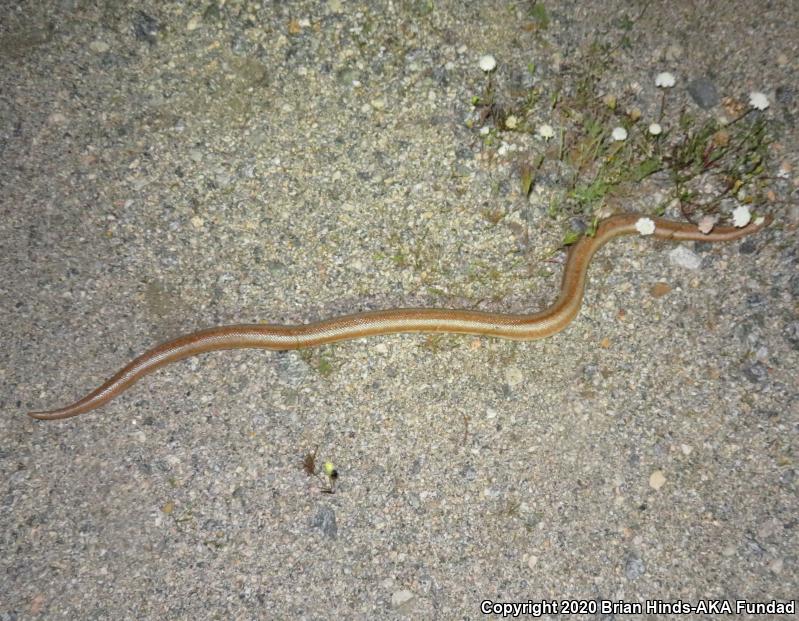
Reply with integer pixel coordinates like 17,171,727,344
469,16,775,243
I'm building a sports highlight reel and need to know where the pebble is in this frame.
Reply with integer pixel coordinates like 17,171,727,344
775,85,793,105
687,77,719,109
783,321,799,350
625,556,645,579
504,366,524,387
461,465,477,481
649,282,672,298
742,361,768,383
310,506,337,539
391,589,414,608
276,352,312,387
668,246,702,270
187,15,203,31
756,517,782,541
738,238,759,255
133,11,159,44
89,40,110,53
649,470,666,490
266,260,286,274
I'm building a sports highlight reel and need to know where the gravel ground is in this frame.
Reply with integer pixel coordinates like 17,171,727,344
1,1,797,619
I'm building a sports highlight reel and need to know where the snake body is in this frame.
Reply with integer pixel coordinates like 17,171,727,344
28,213,768,420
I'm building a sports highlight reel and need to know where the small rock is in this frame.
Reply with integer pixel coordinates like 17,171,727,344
789,274,799,299
769,557,784,574
504,366,524,387
187,15,203,31
310,506,337,539
687,77,719,109
461,465,477,481
738,238,759,255
746,292,765,308
650,282,672,298
391,589,414,608
266,260,286,275
668,246,702,270
775,85,793,105
133,11,159,44
89,40,110,53
569,218,588,234
742,361,768,383
783,321,799,351
756,518,782,541
625,555,645,579
277,352,311,386
649,470,666,490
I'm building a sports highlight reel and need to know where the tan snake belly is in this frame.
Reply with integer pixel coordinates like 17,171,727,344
28,213,769,420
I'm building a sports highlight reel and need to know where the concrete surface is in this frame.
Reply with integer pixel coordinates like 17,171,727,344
1,1,797,618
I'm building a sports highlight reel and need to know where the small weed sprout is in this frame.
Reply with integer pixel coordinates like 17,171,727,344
467,20,775,242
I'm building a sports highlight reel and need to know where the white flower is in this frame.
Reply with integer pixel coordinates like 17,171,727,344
611,127,628,141
732,205,751,228
635,217,656,235
655,72,676,88
648,123,662,136
479,55,496,72
479,126,490,136
537,124,554,140
505,114,518,129
749,91,769,111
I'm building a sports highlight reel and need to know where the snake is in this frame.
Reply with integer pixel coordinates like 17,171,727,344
27,213,769,420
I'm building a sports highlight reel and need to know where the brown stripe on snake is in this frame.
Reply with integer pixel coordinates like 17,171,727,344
28,213,770,420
